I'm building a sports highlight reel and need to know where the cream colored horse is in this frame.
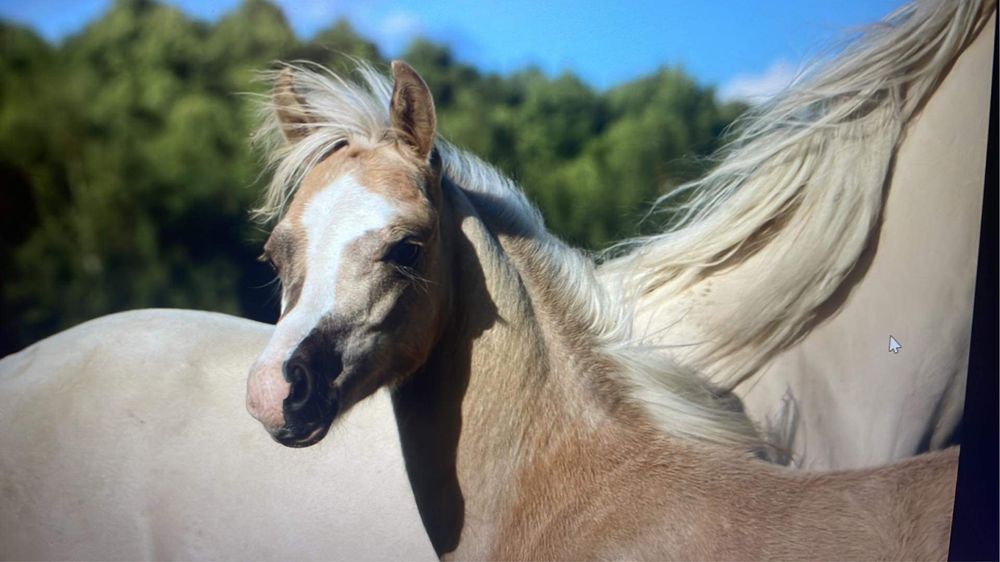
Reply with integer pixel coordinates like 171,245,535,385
599,0,996,469
0,309,435,560
245,59,959,559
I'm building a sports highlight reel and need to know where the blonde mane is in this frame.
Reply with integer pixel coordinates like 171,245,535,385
600,0,995,390
253,62,765,453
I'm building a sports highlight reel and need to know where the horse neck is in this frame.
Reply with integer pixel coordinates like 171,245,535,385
390,180,640,557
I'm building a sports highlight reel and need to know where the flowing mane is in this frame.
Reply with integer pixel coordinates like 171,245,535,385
599,0,995,390
252,63,766,453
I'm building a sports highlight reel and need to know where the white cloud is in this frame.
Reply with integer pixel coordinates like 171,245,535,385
719,59,801,104
297,0,339,21
375,10,425,54
380,11,423,37
275,0,350,38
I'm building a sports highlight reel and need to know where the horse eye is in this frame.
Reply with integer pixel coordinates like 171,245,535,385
384,238,422,269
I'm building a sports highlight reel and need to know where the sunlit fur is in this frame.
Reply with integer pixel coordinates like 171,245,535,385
599,0,995,390
253,67,765,453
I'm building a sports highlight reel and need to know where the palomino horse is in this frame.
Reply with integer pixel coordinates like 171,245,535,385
599,0,996,469
0,309,435,560
244,60,959,558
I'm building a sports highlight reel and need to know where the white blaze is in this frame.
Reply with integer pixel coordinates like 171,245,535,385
262,173,398,367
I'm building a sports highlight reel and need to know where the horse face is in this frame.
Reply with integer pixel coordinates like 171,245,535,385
247,62,448,447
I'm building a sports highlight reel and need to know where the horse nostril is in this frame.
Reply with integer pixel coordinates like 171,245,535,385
285,361,313,408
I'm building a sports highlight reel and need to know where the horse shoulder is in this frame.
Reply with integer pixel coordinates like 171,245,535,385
738,447,959,560
492,419,957,560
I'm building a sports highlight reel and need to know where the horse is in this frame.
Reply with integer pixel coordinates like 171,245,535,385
243,58,960,559
598,0,996,469
0,309,436,560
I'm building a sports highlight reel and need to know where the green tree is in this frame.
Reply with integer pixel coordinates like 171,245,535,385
0,0,746,354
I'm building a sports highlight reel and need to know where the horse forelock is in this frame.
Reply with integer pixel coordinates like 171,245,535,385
252,62,545,233
253,62,393,222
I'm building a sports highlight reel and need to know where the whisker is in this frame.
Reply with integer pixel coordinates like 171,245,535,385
251,276,282,291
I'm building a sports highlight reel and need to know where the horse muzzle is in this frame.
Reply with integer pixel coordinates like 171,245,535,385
270,351,343,447
271,416,336,448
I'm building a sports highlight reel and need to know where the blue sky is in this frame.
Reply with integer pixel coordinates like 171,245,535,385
0,0,908,98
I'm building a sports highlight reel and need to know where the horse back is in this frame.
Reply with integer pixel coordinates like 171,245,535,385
0,309,435,561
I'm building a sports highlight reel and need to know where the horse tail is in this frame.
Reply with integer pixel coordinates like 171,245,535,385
599,0,995,390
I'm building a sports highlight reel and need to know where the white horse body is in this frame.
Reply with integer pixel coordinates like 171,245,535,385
600,4,994,469
0,309,435,561
739,19,993,469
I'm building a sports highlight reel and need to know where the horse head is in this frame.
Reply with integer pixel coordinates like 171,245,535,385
246,62,452,447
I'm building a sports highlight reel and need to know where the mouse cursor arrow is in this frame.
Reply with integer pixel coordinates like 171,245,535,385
888,335,902,354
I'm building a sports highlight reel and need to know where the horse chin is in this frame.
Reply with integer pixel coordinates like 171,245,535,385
274,421,333,448
272,403,340,448
269,369,375,448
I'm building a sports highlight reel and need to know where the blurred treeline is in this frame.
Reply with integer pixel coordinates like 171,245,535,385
0,0,747,355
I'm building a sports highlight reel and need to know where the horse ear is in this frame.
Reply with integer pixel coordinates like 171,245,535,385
273,68,312,143
390,61,436,161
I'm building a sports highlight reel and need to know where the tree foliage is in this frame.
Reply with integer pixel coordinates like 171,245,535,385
0,0,747,353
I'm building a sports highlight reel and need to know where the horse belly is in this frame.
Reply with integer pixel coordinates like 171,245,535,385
0,309,435,560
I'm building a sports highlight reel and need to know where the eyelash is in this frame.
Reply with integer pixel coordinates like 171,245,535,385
383,237,422,269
